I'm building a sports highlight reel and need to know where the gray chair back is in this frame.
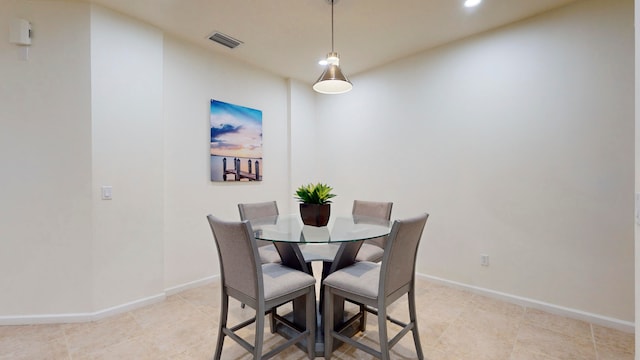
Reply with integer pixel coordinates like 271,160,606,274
207,215,261,303
208,214,316,359
352,200,393,249
379,213,428,303
322,212,429,359
352,200,392,220
238,200,279,221
238,201,279,249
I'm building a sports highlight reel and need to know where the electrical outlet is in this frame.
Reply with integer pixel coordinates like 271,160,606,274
480,254,489,266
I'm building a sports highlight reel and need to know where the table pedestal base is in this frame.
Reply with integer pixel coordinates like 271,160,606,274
274,306,363,358
269,243,370,358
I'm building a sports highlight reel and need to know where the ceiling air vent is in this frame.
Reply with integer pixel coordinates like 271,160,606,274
208,32,243,49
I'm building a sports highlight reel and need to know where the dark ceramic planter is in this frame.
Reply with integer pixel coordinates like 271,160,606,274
299,203,331,227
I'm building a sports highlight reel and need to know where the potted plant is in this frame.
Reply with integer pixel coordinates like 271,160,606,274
294,182,336,226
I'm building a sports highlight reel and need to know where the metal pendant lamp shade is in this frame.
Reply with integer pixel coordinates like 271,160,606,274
313,61,352,94
313,0,352,94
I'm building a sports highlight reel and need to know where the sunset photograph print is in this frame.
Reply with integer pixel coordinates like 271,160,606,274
210,99,263,182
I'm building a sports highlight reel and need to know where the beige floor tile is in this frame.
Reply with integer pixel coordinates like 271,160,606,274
596,347,634,360
514,322,596,360
0,325,69,360
415,317,450,349
422,346,452,360
454,304,522,339
509,345,556,360
416,294,468,324
63,313,143,357
0,278,634,359
176,283,220,308
469,294,526,318
130,296,205,329
434,320,515,360
524,308,592,340
592,324,634,357
0,323,68,359
70,335,164,360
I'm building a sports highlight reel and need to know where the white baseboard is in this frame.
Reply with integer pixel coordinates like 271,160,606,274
164,274,219,296
0,293,166,326
91,293,166,321
2,273,632,334
0,276,222,326
417,273,634,333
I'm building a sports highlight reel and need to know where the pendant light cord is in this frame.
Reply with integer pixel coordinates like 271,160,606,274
331,0,334,52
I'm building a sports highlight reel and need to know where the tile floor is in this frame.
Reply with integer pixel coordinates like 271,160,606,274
0,276,634,360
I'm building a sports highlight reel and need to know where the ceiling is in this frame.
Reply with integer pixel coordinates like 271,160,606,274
82,0,578,85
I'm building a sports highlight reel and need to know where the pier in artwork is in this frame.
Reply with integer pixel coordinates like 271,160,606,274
223,157,262,181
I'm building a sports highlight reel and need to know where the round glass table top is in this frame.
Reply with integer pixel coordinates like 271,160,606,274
250,214,391,243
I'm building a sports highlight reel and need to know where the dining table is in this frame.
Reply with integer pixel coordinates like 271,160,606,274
249,213,392,357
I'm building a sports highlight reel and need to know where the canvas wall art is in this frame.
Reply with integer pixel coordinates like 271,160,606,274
210,99,263,182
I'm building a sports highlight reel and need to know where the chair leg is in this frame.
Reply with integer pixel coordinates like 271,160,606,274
269,308,277,334
254,306,265,358
214,294,229,360
359,303,367,332
323,287,334,359
378,305,390,360
306,287,316,359
408,289,424,360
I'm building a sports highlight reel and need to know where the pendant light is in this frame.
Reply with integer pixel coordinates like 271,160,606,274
313,0,352,94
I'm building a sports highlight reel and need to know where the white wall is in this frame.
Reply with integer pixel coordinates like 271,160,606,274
635,0,639,351
316,0,634,322
0,0,93,315
0,0,295,318
0,0,633,328
289,79,320,210
90,6,165,311
162,37,293,289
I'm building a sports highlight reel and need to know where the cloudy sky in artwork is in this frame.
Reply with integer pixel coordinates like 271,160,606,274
210,99,262,158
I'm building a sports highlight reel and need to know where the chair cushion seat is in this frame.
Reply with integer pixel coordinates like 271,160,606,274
355,243,384,262
258,244,281,264
262,263,316,301
323,261,380,300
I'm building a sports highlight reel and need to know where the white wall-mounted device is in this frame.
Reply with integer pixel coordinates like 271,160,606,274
10,19,32,46
101,186,113,200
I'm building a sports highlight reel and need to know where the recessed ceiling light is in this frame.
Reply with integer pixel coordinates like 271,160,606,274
464,0,482,7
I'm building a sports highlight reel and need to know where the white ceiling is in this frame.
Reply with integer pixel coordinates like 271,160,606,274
83,0,578,84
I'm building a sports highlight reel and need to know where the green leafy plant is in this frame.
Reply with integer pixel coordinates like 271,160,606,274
294,182,336,205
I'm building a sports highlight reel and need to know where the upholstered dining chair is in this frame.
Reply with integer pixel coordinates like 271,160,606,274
238,201,282,310
238,201,282,264
352,200,393,263
323,213,429,360
206,215,316,360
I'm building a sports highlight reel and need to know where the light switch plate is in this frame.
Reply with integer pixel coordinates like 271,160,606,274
101,186,113,200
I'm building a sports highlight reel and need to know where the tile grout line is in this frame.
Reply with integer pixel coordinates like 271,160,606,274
512,306,560,360
61,323,73,360
590,323,599,360
507,306,525,360
431,291,474,354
